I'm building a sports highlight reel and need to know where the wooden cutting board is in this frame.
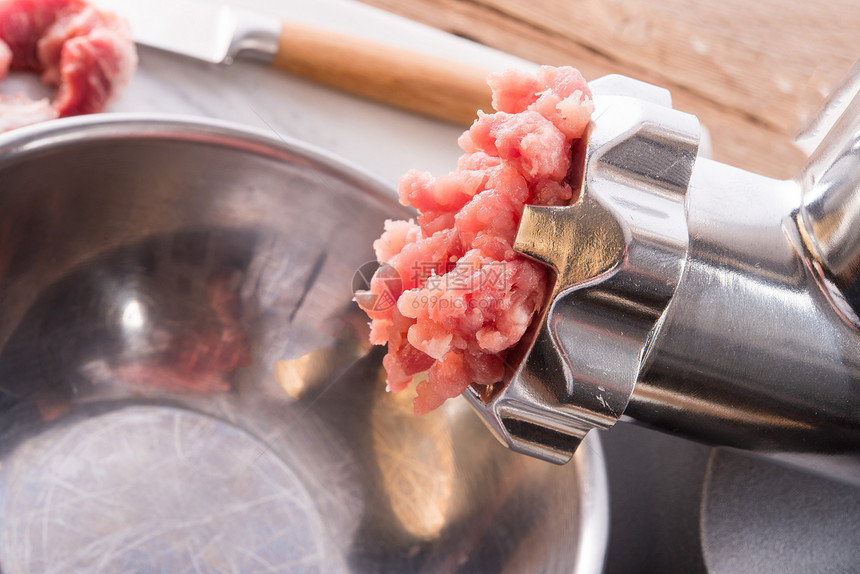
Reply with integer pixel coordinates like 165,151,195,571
360,0,857,180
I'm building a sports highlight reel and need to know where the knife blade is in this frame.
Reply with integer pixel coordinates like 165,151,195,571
97,0,494,125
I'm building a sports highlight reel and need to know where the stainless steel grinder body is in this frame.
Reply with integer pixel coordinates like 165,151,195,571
466,71,860,482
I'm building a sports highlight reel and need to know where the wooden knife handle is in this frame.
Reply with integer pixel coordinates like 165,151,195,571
272,22,494,126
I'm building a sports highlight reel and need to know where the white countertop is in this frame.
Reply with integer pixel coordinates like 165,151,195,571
106,0,535,190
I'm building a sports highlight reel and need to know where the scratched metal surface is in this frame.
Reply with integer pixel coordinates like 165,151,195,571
0,407,336,573
0,115,608,573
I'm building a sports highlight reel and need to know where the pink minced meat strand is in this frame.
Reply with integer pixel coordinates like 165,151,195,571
0,0,137,130
356,66,593,415
0,92,55,131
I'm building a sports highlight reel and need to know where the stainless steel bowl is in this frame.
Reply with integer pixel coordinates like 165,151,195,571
0,114,608,573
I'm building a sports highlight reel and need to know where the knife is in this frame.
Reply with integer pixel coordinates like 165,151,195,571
96,0,494,125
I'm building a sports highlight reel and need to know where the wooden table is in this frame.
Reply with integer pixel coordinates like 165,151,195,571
360,0,857,179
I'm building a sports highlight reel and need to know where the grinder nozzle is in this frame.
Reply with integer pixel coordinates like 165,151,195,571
465,75,700,464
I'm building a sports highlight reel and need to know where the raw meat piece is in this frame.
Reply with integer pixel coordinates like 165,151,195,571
0,0,136,131
0,0,84,71
0,38,10,78
0,92,55,130
356,66,593,414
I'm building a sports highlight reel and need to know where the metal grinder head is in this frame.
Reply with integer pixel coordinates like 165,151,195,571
465,68,860,483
